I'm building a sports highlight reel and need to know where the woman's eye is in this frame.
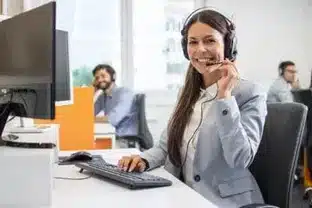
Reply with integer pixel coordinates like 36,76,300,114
205,39,215,43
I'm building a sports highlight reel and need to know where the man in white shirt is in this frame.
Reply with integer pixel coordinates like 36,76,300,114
267,60,300,103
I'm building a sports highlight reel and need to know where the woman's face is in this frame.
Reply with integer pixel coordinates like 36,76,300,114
187,22,225,74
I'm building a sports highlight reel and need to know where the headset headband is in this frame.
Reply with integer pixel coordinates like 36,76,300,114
180,7,238,61
182,7,235,34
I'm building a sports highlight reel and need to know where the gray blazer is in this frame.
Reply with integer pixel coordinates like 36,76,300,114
141,79,267,208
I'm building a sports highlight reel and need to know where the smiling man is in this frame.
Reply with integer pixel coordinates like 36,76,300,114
92,64,139,146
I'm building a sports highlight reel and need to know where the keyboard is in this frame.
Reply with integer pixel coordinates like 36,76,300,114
75,158,172,189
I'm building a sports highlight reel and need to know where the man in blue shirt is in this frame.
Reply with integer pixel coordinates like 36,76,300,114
267,61,300,103
92,64,139,143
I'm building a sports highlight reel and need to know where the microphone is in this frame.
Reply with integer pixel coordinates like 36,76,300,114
205,61,223,67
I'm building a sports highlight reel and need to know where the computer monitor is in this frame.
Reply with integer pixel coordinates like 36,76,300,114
0,2,56,136
55,29,73,105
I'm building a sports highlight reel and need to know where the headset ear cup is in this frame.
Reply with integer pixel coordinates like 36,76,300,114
230,33,238,60
181,36,189,60
112,72,116,82
224,33,232,60
224,31,237,61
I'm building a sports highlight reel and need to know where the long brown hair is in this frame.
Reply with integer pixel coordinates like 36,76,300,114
167,65,202,166
167,9,232,167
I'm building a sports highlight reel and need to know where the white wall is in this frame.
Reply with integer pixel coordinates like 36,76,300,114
23,0,52,11
204,0,311,90
305,1,312,83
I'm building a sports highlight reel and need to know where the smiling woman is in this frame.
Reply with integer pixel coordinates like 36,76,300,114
118,7,268,207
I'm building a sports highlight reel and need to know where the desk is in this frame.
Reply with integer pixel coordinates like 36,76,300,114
53,149,218,208
94,122,116,149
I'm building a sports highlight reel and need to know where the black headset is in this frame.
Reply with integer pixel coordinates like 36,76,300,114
278,66,284,76
105,65,116,82
278,61,295,76
111,71,116,82
181,7,238,61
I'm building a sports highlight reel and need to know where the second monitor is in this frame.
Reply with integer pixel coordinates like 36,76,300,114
55,29,73,105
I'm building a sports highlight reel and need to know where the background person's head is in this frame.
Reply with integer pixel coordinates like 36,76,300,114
278,61,297,83
167,8,238,167
92,64,116,90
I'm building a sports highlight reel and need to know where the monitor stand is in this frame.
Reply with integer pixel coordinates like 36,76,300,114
8,117,51,133
0,102,27,144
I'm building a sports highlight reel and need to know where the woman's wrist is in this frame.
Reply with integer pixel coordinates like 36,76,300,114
217,91,231,100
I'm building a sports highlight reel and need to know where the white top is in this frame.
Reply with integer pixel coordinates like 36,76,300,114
181,83,218,187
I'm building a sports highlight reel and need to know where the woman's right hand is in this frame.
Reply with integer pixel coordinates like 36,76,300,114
117,155,147,172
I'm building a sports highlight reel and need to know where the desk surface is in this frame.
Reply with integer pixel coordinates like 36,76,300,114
53,149,218,208
94,122,115,135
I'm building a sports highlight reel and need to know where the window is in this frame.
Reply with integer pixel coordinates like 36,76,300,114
131,0,197,141
56,0,121,87
6,0,23,16
0,0,23,16
132,0,195,91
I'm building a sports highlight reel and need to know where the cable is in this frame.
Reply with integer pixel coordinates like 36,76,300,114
0,91,14,118
29,89,37,116
1,89,38,124
3,90,17,123
180,64,241,170
54,166,94,180
5,91,29,124
180,85,219,168
54,174,93,180
17,92,28,112
6,115,16,123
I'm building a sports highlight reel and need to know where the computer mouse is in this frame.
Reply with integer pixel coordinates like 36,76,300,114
62,151,93,162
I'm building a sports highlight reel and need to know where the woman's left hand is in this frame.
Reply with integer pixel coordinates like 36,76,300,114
216,59,239,99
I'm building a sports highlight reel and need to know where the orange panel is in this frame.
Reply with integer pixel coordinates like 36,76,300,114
34,87,94,150
94,138,112,149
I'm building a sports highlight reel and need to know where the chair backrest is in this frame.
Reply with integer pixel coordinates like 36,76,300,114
249,102,307,208
292,89,312,146
135,93,154,149
292,89,312,107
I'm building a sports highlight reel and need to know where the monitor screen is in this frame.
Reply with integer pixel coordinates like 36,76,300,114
0,2,55,86
55,29,73,104
0,2,56,123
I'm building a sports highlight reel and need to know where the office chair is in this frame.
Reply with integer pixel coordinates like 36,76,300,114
241,102,308,208
292,89,312,204
118,93,154,151
292,90,312,170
